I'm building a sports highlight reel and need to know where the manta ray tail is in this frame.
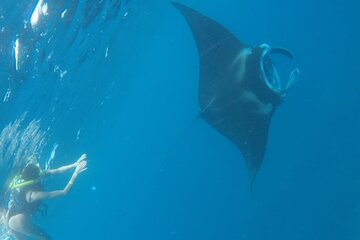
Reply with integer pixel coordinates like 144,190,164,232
159,117,200,171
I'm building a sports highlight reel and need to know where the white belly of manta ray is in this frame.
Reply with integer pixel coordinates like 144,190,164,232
241,90,274,115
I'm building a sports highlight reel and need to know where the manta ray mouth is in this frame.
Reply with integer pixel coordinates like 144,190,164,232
260,45,300,94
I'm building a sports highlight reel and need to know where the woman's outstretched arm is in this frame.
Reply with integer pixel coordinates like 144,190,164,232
46,154,87,175
27,160,87,202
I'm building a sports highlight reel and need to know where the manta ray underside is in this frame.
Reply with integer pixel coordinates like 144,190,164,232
172,2,299,182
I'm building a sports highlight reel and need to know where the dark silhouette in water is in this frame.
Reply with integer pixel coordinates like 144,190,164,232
172,2,299,183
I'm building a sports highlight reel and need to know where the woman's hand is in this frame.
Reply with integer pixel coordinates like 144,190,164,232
74,160,87,176
61,160,87,196
75,153,87,166
70,153,87,168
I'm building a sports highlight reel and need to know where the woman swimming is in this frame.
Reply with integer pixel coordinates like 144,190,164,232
5,154,88,240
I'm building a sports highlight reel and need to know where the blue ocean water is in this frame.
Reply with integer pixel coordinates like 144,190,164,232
0,0,359,239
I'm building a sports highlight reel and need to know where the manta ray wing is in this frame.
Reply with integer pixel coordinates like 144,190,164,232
172,2,248,110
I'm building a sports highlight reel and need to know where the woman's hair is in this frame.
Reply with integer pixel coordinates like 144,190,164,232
21,163,41,181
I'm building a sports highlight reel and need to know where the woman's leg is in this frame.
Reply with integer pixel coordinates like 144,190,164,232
8,214,51,240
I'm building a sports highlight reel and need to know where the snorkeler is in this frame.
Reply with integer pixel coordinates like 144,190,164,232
5,154,88,240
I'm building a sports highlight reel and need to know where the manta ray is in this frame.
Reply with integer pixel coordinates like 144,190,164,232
172,2,299,182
